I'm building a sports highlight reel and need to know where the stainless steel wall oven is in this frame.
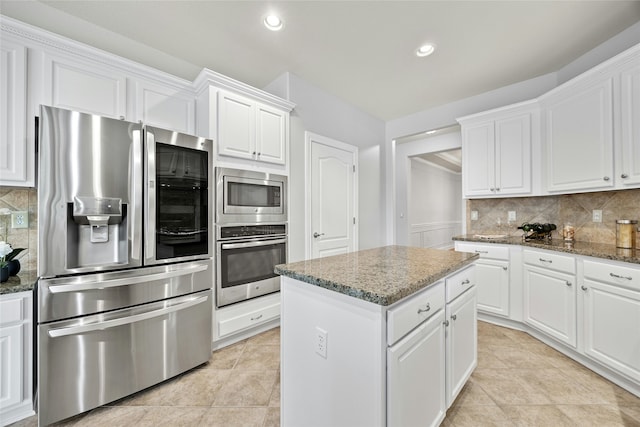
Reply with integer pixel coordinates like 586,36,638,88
216,224,287,307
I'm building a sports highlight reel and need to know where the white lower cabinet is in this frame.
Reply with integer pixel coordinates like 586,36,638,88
0,291,33,426
387,310,446,427
524,264,577,347
213,292,280,343
445,286,477,406
581,260,640,383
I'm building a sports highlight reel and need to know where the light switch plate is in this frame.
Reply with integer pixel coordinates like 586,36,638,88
508,211,516,221
592,210,602,223
471,211,478,221
11,211,28,229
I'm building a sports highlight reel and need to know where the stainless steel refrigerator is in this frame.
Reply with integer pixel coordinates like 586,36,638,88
36,106,214,426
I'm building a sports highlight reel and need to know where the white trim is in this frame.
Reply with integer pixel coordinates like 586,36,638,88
411,156,461,175
304,131,359,260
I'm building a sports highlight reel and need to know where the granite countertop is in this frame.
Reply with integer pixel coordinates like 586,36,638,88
275,245,478,306
0,269,38,295
453,234,640,265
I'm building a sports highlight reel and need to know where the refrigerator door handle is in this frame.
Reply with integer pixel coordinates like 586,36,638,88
145,128,156,261
48,263,208,294
131,127,143,261
48,294,209,338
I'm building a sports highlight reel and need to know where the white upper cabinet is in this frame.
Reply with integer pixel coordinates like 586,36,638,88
217,90,288,165
132,77,195,134
542,77,615,192
458,101,536,198
41,51,128,119
541,43,640,193
618,59,640,187
0,39,31,187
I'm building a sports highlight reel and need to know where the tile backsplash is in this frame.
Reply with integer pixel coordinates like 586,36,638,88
0,187,37,272
467,189,640,246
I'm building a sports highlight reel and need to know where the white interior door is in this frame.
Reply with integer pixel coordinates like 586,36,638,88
306,132,358,259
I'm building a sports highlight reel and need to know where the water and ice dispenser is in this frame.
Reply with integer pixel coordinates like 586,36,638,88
66,196,128,269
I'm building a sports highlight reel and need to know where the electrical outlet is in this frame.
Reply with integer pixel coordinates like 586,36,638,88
592,210,602,223
508,211,516,222
315,327,328,358
11,211,28,229
471,210,478,221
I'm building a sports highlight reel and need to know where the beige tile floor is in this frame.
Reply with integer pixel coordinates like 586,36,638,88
11,321,640,427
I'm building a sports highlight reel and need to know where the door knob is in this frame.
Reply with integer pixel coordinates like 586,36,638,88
313,232,325,238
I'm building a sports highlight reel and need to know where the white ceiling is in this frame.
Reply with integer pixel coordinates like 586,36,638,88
3,1,640,121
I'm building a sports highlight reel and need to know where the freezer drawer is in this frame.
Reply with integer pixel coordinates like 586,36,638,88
37,290,212,426
37,259,213,323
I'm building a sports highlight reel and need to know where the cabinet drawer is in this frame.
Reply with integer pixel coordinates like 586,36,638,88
455,242,509,260
584,260,640,290
218,301,280,338
0,297,24,325
446,265,476,303
387,281,445,346
523,249,575,274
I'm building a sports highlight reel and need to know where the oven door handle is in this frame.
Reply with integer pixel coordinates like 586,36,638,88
221,239,287,250
48,264,209,294
47,294,209,338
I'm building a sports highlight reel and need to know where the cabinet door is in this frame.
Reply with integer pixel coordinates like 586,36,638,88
42,52,127,119
495,113,531,195
476,259,510,317
446,287,477,407
133,78,195,134
582,279,640,382
255,103,287,165
0,40,30,186
387,310,446,427
544,78,614,192
619,62,640,187
462,122,495,196
0,323,23,410
217,91,255,160
523,265,577,347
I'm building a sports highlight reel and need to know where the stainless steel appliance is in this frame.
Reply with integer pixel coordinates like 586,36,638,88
216,167,287,225
216,224,287,307
36,106,213,426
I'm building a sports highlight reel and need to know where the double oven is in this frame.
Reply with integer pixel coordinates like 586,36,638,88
215,167,287,307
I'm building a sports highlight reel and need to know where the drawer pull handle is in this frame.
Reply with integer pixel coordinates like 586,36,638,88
461,279,470,285
251,314,263,321
565,281,572,287
539,258,552,263
451,314,457,321
610,273,632,281
443,320,449,327
417,303,431,314
474,250,488,254
581,285,588,291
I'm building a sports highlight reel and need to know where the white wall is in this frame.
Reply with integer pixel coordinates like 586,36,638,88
264,73,385,262
408,158,462,249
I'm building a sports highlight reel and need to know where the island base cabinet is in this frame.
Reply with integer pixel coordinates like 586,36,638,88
387,310,446,427
445,287,478,407
582,279,640,382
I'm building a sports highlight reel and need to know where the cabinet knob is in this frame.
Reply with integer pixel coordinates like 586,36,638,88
313,232,325,238
490,188,495,192
565,281,572,287
257,152,261,156
461,279,470,285
496,188,500,191
581,285,588,291
443,320,450,327
451,314,457,321
603,176,610,181
252,151,257,155
417,303,431,314
621,173,629,179
502,266,508,271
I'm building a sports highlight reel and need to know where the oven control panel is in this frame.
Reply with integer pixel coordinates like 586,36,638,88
218,224,287,239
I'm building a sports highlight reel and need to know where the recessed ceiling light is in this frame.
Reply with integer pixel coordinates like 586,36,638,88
416,44,436,57
264,14,284,31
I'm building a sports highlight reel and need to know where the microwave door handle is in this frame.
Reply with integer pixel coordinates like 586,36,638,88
221,239,287,250
47,294,209,338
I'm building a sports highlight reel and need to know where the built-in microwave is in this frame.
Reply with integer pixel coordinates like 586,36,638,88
215,167,287,225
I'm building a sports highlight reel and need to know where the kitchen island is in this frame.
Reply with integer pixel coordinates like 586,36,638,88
275,246,478,427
